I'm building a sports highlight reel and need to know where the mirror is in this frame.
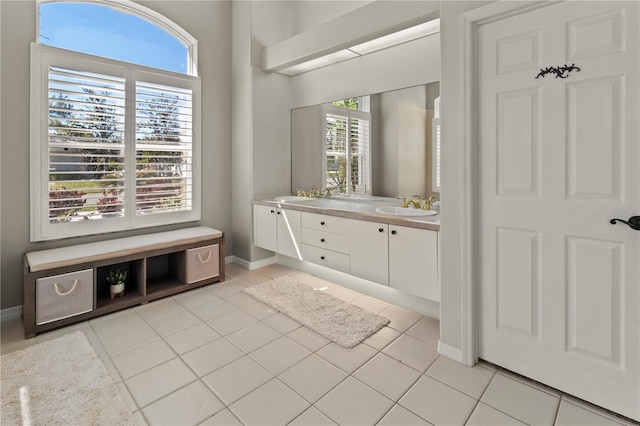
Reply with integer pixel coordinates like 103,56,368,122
291,83,440,199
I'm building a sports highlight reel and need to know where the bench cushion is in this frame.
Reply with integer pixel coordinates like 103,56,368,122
26,227,223,272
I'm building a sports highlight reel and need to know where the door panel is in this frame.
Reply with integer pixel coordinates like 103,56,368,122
477,1,639,420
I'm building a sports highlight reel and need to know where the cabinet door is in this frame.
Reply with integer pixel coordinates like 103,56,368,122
389,226,438,301
254,204,277,252
349,221,389,285
277,209,301,258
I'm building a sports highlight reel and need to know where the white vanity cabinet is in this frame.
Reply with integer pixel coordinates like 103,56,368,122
253,204,301,258
388,225,439,301
349,221,389,285
300,212,350,273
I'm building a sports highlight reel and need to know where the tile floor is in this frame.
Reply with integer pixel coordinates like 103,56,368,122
2,263,636,426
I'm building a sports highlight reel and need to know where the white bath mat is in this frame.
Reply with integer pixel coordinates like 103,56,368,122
244,276,389,348
1,331,135,425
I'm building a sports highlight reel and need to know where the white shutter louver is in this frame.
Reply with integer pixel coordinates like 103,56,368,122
135,81,193,215
47,66,126,222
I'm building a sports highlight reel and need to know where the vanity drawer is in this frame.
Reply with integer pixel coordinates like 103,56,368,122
36,269,93,325
301,212,351,234
301,228,349,254
185,244,220,283
301,244,350,274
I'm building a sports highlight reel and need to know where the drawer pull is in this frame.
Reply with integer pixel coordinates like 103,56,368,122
270,209,275,213
320,238,326,243
320,221,325,226
54,280,78,296
378,228,384,233
320,256,326,260
391,230,397,235
196,251,212,263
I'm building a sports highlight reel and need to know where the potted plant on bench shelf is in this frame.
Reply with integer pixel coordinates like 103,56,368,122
107,269,127,300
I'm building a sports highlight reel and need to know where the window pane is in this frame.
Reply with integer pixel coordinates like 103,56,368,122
48,66,126,223
40,3,188,74
136,81,193,215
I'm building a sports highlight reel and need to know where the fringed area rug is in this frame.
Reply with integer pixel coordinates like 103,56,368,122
1,331,135,426
244,276,389,348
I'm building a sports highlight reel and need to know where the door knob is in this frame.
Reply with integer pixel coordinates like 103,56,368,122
610,216,640,230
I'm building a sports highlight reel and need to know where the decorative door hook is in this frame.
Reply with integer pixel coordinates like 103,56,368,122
535,64,581,79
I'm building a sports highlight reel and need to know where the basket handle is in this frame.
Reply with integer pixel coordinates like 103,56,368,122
196,251,212,263
54,280,78,296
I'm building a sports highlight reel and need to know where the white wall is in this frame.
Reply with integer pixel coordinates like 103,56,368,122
0,0,232,310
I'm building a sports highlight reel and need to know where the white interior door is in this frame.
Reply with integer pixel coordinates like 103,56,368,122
477,1,639,420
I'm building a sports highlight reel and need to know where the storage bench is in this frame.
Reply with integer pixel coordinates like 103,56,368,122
23,226,225,338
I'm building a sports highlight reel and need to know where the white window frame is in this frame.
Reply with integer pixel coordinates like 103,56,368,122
30,43,201,241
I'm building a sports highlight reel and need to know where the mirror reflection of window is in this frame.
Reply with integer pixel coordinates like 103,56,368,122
432,96,441,193
323,99,371,194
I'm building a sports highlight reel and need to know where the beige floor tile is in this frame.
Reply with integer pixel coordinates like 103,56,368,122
208,281,246,298
405,316,440,346
148,310,202,336
226,321,281,353
100,323,159,356
382,334,439,372
206,309,257,336
350,294,391,314
426,356,495,399
555,400,623,426
142,380,224,426
225,263,254,279
172,287,220,309
316,342,377,373
279,354,348,403
199,408,242,425
229,378,310,425
325,285,361,302
190,298,237,321
135,298,185,323
182,337,245,377
481,373,560,425
262,312,301,334
256,263,296,278
132,410,148,425
290,407,338,425
125,357,197,408
116,381,138,412
560,395,636,426
91,310,146,338
250,336,311,375
363,326,402,351
315,377,394,425
399,375,477,426
241,300,278,320
353,353,422,401
466,402,526,426
286,326,331,352
223,291,257,308
379,305,423,332
202,356,273,405
236,273,272,287
111,338,176,379
378,404,433,425
164,322,221,355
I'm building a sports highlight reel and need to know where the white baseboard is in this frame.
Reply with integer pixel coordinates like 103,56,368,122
1,305,22,322
225,255,234,264
229,255,277,270
438,341,466,365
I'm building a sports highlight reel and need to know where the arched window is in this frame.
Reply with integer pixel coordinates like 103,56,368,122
31,1,201,241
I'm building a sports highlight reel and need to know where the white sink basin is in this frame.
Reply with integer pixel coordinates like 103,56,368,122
274,195,315,202
375,206,438,217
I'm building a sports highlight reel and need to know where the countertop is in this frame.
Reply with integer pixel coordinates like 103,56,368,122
252,195,440,231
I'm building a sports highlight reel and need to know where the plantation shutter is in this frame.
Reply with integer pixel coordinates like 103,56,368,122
47,66,126,222
32,44,201,241
135,80,194,215
323,106,371,194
